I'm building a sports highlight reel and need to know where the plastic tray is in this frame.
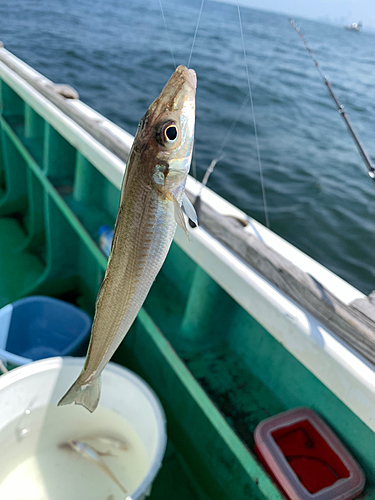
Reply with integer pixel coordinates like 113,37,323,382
254,407,365,500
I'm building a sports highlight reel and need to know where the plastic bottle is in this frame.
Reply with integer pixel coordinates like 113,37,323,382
98,225,113,258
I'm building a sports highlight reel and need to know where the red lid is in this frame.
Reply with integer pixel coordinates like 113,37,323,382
254,408,365,500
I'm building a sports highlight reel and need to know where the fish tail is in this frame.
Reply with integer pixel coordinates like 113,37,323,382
57,376,101,413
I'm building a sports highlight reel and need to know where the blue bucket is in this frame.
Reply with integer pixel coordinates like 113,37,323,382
0,296,92,366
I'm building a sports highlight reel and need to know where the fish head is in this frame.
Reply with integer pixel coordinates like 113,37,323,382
133,65,196,196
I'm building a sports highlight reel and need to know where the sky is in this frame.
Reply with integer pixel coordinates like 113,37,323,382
216,0,375,28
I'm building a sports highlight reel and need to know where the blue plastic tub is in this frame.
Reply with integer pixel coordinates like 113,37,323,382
0,296,92,366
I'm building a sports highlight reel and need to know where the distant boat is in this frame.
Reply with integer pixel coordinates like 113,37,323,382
345,21,362,31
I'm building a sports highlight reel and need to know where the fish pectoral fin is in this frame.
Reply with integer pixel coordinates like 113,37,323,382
182,193,198,226
172,195,190,240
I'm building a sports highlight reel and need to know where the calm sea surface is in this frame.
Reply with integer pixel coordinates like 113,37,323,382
1,0,375,293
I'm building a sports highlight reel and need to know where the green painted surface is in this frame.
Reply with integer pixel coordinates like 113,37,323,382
0,217,44,305
24,104,44,141
0,80,24,116
1,73,375,499
43,122,76,184
0,124,28,215
114,309,284,500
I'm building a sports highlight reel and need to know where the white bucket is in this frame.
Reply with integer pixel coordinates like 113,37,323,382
0,357,167,500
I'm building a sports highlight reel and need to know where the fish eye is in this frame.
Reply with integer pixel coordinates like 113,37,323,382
155,120,179,148
165,124,178,141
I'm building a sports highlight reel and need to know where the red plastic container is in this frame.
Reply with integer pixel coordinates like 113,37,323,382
254,408,365,500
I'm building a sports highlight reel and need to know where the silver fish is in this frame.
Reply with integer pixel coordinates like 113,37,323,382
58,65,197,412
63,440,127,494
83,435,129,452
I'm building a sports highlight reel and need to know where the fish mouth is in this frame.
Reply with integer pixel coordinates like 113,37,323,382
144,64,196,127
175,65,197,91
187,68,197,90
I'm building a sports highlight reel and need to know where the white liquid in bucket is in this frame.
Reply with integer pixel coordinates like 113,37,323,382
0,404,149,499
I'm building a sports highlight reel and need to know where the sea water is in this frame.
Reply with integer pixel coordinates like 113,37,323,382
0,404,149,500
1,1,375,292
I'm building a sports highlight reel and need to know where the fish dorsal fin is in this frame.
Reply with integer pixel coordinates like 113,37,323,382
172,195,190,240
182,193,198,226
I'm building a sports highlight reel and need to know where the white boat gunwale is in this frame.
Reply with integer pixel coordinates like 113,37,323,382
1,47,375,435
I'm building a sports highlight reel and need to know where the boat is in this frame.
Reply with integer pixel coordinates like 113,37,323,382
345,22,362,32
1,44,375,499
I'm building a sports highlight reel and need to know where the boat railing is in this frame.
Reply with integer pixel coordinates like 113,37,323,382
1,45,375,436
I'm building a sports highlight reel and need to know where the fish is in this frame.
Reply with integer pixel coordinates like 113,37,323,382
58,65,197,412
83,435,129,452
62,439,127,494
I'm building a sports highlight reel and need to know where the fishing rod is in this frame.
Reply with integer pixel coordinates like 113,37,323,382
289,19,375,186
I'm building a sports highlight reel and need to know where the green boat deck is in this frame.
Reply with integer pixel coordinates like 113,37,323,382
1,71,375,499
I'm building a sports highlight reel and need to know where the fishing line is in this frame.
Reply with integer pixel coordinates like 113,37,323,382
196,42,278,194
187,0,205,68
194,94,249,203
215,45,277,156
219,94,249,157
158,0,176,68
191,8,278,228
237,2,270,228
